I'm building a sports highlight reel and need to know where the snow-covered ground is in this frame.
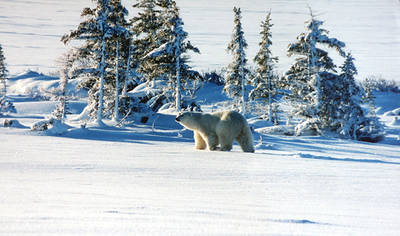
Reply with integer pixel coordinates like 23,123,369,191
1,125,399,235
1,0,400,80
1,73,400,235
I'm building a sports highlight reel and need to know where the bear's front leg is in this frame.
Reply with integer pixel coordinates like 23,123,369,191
206,133,219,151
194,131,207,150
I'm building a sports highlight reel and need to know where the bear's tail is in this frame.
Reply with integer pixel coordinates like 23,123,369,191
236,125,255,153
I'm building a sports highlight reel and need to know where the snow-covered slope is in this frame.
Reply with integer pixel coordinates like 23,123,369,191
1,87,400,235
7,70,87,99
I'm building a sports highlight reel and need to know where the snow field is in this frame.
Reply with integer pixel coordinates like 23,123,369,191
1,95,400,235
1,127,399,235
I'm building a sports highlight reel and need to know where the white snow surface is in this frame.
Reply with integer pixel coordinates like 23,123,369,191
1,0,400,81
1,76,400,235
1,126,399,235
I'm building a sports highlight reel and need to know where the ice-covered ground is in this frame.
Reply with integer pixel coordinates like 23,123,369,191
1,0,399,80
1,73,400,235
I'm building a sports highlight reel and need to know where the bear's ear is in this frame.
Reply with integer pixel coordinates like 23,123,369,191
175,113,183,122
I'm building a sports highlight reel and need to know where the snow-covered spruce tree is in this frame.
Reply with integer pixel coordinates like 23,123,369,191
62,0,130,125
0,43,8,97
286,11,346,135
250,10,279,122
334,52,364,139
338,56,383,141
0,43,16,116
130,0,162,82
225,7,250,114
107,0,132,121
360,78,385,141
362,76,376,106
52,50,75,121
146,0,200,111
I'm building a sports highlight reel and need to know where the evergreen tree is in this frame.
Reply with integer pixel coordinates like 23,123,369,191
250,11,279,122
335,53,364,139
286,11,346,135
108,0,131,121
362,76,376,105
146,1,200,110
0,43,16,116
337,55,384,141
130,0,162,82
52,51,75,121
62,0,130,124
0,43,8,97
225,7,250,114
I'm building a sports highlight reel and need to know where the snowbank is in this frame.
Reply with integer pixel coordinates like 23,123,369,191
8,70,87,99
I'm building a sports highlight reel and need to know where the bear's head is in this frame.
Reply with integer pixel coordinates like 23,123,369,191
175,112,200,130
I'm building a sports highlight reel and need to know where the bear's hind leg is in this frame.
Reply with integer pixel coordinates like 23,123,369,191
236,126,255,153
218,133,233,151
194,131,207,150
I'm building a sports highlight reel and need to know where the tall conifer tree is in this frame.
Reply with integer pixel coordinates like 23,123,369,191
0,43,16,115
62,0,130,124
0,44,8,97
108,0,131,121
130,0,162,82
146,1,200,110
286,11,345,134
337,53,384,141
250,11,278,122
225,7,249,114
52,50,76,121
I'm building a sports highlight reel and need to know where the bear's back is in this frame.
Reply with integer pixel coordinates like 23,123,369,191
214,110,246,124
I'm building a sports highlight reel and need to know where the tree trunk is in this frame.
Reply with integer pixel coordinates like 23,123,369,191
268,72,272,122
123,44,132,97
114,40,120,121
60,69,68,120
175,55,181,111
240,59,246,115
1,79,6,97
97,36,106,125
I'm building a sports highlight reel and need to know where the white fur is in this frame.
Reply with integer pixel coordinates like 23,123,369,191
176,111,255,153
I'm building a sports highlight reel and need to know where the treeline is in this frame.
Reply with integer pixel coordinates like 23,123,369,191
0,1,395,141
212,7,385,141
55,1,386,140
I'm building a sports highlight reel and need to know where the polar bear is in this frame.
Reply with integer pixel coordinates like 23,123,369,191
175,110,254,153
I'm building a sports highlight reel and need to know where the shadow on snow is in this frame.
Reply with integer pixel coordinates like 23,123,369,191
297,153,400,165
